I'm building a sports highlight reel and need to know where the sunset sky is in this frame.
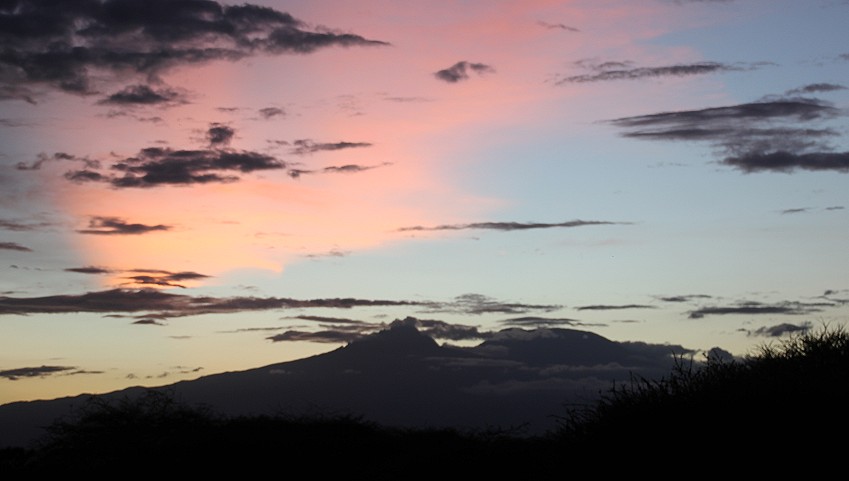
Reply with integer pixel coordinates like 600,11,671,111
1,0,848,404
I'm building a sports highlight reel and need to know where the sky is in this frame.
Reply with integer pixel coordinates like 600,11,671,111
1,0,848,405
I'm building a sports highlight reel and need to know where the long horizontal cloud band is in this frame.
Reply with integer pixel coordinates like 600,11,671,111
398,220,629,232
0,290,560,317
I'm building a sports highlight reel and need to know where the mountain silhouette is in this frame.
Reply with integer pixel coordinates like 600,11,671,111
0,319,689,447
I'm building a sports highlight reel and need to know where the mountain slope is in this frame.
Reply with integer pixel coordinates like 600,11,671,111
0,321,689,447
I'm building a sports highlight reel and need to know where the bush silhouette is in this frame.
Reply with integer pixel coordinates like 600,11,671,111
554,324,849,457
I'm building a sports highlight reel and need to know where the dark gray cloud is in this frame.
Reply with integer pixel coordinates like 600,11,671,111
825,206,845,211
657,294,713,303
132,318,166,326
123,269,210,288
324,164,383,174
258,107,285,119
536,21,579,32
688,301,830,319
0,0,389,102
0,288,422,317
398,317,488,341
97,84,186,107
576,304,655,311
749,322,811,337
65,266,111,274
780,207,809,215
434,61,495,83
290,139,373,155
206,123,235,147
288,163,389,179
420,293,561,315
398,219,627,232
558,60,754,84
64,169,107,183
0,242,32,252
65,133,287,187
267,329,364,343
609,98,849,173
17,152,99,171
785,83,847,95
77,216,171,235
723,151,849,173
0,365,97,380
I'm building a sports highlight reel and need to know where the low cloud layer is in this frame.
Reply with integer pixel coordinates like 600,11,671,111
0,288,422,318
434,61,495,83
0,0,388,102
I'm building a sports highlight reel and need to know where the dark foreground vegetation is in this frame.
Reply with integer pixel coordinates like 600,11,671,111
2,326,847,475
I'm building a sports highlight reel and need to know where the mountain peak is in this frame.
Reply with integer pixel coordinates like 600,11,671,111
345,317,439,354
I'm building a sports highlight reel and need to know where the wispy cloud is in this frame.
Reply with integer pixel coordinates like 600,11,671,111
77,217,171,235
258,107,286,120
0,0,389,102
0,242,32,252
785,83,847,95
557,60,760,84
656,294,713,303
267,329,364,343
609,98,849,173
97,84,187,107
65,266,112,274
434,61,495,83
498,316,603,328
420,293,561,315
576,304,656,311
688,301,831,319
289,163,390,179
536,21,579,32
0,365,102,381
747,322,812,337
290,139,373,155
398,219,628,232
0,219,52,231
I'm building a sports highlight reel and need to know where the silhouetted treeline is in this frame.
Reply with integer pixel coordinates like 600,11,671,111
3,326,847,475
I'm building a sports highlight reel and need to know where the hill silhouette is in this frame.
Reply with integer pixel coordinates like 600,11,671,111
1,325,847,474
0,319,687,447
